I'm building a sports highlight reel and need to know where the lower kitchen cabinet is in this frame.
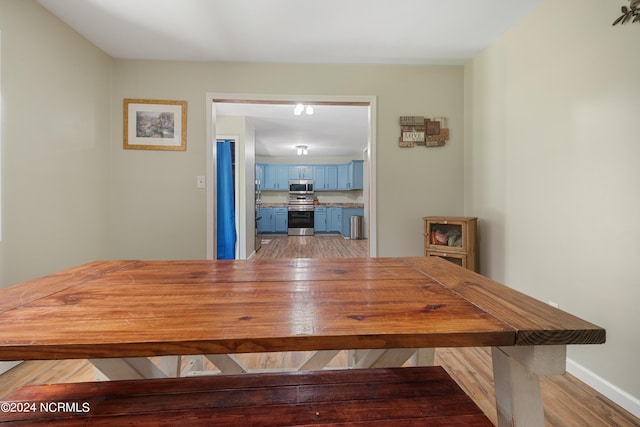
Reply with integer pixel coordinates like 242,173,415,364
257,207,288,234
328,208,342,233
257,207,268,234
314,207,364,236
262,206,363,237
314,207,327,232
274,208,288,233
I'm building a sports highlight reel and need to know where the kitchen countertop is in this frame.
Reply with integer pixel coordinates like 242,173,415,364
316,203,364,208
259,203,364,208
258,203,288,207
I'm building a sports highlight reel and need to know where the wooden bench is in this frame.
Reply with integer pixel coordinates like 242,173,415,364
0,366,492,426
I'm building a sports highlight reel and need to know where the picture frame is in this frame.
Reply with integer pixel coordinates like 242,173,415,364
123,99,187,151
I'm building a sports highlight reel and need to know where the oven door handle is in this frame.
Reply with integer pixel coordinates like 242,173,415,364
287,206,314,212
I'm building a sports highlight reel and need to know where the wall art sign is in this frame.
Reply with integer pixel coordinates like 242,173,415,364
124,99,187,151
399,116,449,148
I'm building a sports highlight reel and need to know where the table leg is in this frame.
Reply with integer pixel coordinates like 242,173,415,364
491,345,566,427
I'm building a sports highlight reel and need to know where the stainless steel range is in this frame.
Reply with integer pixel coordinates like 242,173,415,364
288,194,315,236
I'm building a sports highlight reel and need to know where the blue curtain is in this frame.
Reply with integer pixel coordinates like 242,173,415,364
216,139,236,259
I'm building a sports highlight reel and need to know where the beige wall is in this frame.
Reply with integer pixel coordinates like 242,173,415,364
465,0,640,406
111,61,465,259
0,0,112,287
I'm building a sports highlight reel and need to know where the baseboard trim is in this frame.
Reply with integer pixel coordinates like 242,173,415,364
567,358,640,419
0,361,22,375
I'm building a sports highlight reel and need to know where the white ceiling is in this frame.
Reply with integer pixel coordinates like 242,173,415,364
215,102,370,158
37,0,541,157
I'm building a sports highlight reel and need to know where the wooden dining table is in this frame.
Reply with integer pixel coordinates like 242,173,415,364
0,256,605,426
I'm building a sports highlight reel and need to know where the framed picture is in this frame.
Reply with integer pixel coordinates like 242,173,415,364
123,99,187,151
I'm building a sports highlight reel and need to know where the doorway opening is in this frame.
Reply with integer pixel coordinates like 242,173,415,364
206,93,377,260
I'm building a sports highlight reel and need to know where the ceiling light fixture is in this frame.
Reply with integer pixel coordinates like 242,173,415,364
294,104,313,115
296,145,308,155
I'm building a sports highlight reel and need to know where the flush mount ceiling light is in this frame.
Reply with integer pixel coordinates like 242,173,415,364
295,145,309,155
294,104,314,115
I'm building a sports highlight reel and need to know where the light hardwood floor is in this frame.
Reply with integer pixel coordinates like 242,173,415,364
1,236,638,426
253,234,369,259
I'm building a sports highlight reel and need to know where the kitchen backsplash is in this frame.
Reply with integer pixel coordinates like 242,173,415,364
261,190,363,205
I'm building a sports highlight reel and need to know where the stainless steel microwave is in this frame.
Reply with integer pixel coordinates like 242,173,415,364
288,180,314,194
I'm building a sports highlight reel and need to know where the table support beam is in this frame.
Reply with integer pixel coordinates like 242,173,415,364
205,354,247,374
411,348,435,366
299,350,341,371
91,357,169,380
353,348,417,369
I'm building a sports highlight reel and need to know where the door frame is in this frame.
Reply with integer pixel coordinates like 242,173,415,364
206,92,377,260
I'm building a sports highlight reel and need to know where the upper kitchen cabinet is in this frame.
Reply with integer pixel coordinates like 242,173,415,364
262,164,289,190
314,166,338,191
257,161,363,191
337,160,364,190
350,161,364,190
289,166,314,180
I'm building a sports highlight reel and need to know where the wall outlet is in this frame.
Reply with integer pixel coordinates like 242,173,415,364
196,176,206,189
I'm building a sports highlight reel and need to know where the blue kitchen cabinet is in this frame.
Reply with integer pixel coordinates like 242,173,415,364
274,208,288,233
257,207,271,234
326,166,339,189
314,207,327,232
328,207,342,232
259,161,361,191
257,207,287,234
262,166,275,190
337,161,364,190
337,164,349,190
263,165,289,190
313,166,326,190
289,165,314,180
314,166,339,191
349,160,364,190
256,207,265,233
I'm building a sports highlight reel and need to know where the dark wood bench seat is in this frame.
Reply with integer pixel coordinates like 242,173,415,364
0,366,493,426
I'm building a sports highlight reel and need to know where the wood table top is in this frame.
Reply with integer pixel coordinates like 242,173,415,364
0,257,605,361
